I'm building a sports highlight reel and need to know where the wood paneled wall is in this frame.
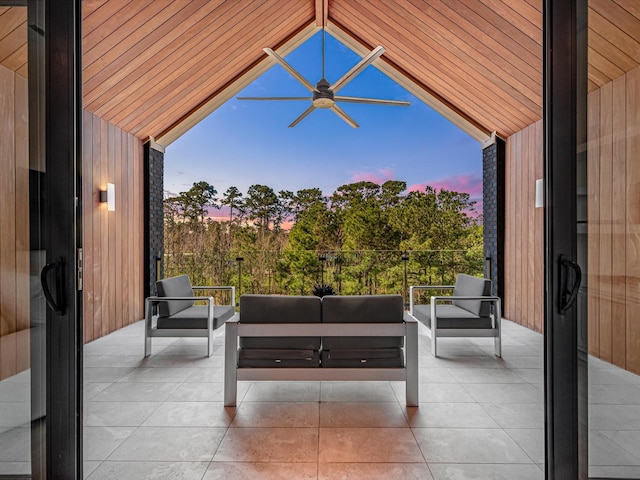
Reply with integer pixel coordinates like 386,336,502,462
82,111,144,344
504,120,544,333
587,66,640,374
0,64,29,381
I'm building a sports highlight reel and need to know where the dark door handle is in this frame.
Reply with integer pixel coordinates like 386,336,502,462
558,254,582,315
41,257,66,316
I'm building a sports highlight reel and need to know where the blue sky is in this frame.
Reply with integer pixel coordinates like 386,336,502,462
164,32,482,213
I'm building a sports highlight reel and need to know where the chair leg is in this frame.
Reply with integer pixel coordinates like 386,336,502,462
208,330,213,357
405,320,419,407
494,335,502,357
224,322,238,407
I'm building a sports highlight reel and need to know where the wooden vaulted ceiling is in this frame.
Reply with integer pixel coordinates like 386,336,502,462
2,1,640,144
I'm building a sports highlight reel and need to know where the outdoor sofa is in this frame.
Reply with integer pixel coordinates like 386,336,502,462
224,293,419,406
409,273,501,357
144,275,235,357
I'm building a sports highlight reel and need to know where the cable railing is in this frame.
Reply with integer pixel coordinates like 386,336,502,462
163,249,483,306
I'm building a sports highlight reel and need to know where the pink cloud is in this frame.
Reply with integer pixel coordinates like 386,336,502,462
408,174,483,199
350,167,395,185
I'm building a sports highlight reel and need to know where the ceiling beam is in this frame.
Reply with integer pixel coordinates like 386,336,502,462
326,21,493,144
156,21,319,146
315,0,328,27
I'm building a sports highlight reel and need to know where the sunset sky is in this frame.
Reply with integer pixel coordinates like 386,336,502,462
164,31,483,216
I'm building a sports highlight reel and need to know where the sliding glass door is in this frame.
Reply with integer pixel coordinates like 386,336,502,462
0,1,81,477
545,0,640,478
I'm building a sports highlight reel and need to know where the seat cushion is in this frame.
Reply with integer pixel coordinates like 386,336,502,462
452,274,492,316
239,295,322,350
321,348,404,368
156,275,194,317
412,304,493,329
156,305,235,330
238,348,320,367
321,295,404,350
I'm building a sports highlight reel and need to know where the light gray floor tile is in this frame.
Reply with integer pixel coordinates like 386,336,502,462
482,402,544,429
320,402,408,427
319,427,423,462
318,462,432,480
419,368,459,384
243,382,320,402
448,368,527,384
84,383,112,401
413,428,531,463
589,404,640,430
0,380,29,402
109,426,226,462
168,382,247,402
589,384,640,405
83,461,101,479
589,465,640,478
0,461,30,476
213,427,318,462
597,430,640,464
84,367,137,383
118,367,197,383
405,402,500,428
142,401,234,427
0,402,30,428
86,461,209,480
392,381,477,404
320,381,397,402
232,402,318,427
589,430,640,466
84,401,160,427
83,426,135,461
142,354,223,368
92,382,180,402
429,463,544,480
204,462,317,479
463,383,543,403
505,429,545,464
0,427,30,461
185,368,225,383
83,355,143,368
511,368,544,384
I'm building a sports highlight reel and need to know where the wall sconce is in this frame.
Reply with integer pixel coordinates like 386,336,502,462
100,183,115,211
535,179,544,208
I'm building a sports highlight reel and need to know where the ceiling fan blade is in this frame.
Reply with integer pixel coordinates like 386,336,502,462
263,48,316,93
331,46,385,93
237,97,313,101
335,96,410,106
330,104,359,128
289,105,316,128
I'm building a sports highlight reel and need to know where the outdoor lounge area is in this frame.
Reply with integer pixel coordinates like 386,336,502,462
72,317,640,479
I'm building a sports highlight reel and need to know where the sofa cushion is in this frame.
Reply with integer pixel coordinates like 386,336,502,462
238,348,320,367
321,295,404,350
239,295,322,350
156,305,235,330
452,274,492,317
321,347,404,368
412,304,493,329
156,275,195,317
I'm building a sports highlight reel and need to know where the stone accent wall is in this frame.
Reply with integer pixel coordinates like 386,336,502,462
144,143,164,298
483,138,505,299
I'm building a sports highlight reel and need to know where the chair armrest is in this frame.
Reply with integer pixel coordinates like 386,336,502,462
409,285,454,314
192,286,235,306
430,296,502,327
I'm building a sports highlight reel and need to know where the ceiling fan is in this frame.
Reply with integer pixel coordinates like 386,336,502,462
237,28,410,128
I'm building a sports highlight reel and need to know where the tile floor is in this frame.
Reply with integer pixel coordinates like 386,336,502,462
1,318,640,479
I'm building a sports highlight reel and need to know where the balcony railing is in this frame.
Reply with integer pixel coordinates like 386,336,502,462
163,249,483,306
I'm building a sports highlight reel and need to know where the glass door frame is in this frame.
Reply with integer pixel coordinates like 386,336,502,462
543,0,588,478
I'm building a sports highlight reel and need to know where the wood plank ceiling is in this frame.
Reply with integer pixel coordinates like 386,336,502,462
2,1,639,142
0,7,27,78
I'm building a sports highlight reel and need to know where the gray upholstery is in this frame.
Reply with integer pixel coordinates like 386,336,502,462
412,304,493,329
156,275,194,317
239,294,322,350
156,305,235,330
321,295,404,350
238,349,320,368
321,348,404,368
452,273,492,316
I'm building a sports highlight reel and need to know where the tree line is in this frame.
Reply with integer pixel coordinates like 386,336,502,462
163,180,483,299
